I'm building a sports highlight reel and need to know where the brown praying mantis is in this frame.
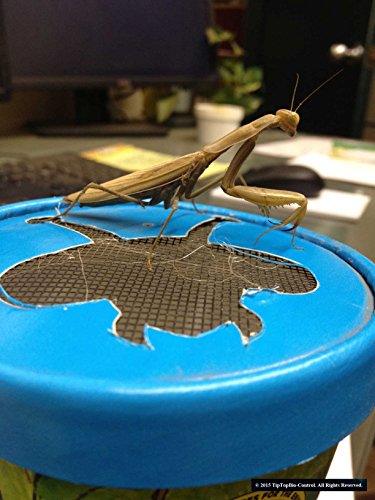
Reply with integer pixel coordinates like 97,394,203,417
47,71,342,272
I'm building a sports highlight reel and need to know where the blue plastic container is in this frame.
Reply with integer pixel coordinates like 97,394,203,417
0,198,374,495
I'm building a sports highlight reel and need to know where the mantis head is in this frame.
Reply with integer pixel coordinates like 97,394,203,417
275,69,344,137
276,109,300,137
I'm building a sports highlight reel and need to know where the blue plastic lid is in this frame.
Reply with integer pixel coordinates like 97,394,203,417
0,198,374,488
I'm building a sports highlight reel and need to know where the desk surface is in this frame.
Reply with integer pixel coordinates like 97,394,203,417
0,128,374,261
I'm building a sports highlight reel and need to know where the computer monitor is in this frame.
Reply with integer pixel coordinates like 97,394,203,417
2,0,215,88
1,0,216,134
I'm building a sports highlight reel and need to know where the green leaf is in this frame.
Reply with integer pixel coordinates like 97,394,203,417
206,27,234,45
230,40,245,58
218,65,233,84
233,62,244,82
244,67,263,83
242,95,263,114
37,475,93,500
0,458,34,500
211,88,233,104
237,81,262,95
37,475,156,500
167,479,253,500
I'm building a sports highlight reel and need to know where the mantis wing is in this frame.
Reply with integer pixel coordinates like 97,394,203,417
64,114,279,204
64,152,201,203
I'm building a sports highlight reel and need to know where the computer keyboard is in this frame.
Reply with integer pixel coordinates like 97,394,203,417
0,153,125,205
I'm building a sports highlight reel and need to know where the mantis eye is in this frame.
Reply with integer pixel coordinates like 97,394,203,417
292,112,300,125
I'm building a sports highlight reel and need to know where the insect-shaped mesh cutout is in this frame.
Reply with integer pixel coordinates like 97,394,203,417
1,220,317,344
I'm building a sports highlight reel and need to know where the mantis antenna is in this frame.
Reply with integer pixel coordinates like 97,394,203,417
294,69,344,113
290,73,300,111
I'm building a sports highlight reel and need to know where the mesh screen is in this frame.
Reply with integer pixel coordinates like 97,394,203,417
1,219,317,344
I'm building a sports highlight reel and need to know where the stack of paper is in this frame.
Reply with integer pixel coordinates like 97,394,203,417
255,135,332,158
251,135,374,221
288,152,375,187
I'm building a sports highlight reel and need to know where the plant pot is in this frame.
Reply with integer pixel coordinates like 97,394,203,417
194,102,245,145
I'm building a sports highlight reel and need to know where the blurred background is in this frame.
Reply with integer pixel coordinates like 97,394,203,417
0,0,374,139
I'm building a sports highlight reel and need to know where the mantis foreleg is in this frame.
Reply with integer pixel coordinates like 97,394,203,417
221,138,307,248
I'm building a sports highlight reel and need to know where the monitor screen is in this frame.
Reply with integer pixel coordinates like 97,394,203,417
2,0,215,88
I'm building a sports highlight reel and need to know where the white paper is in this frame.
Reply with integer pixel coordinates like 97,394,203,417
255,136,333,158
287,152,375,187
318,435,354,500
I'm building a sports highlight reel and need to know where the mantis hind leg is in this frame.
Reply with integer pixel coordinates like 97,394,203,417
185,173,225,215
147,196,180,272
43,182,144,221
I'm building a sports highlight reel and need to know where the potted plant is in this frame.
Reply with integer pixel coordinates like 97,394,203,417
194,26,263,144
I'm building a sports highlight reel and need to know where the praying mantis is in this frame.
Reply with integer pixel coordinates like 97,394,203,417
48,71,342,271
